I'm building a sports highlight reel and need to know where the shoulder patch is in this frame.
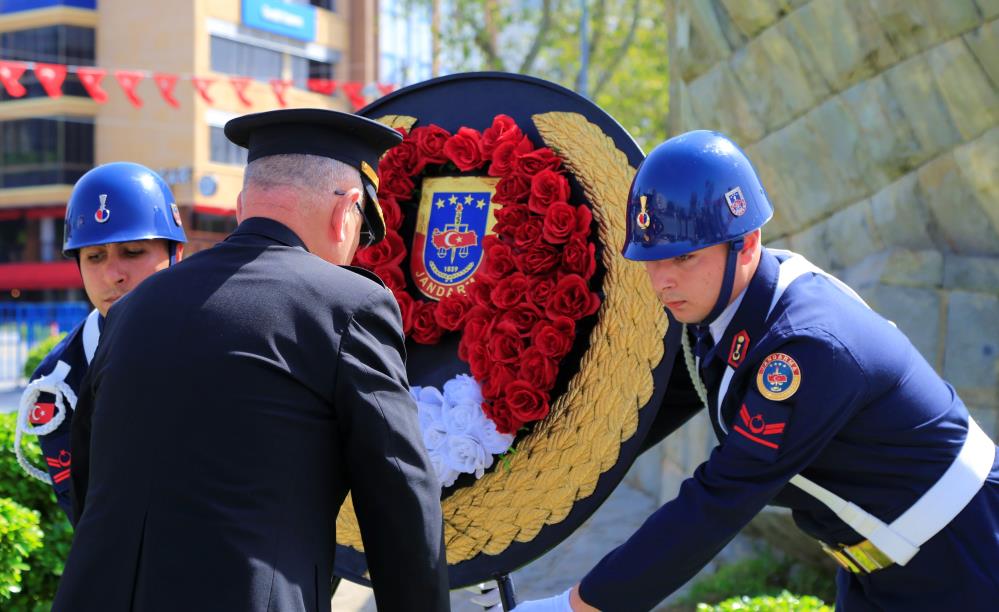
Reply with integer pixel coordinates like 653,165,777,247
756,352,801,401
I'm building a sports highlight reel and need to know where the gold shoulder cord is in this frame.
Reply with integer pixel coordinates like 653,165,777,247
335,112,668,563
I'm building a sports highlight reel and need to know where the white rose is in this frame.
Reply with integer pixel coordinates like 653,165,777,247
470,415,515,455
444,434,493,479
423,424,448,452
413,385,445,429
442,400,487,436
427,450,460,488
442,374,483,406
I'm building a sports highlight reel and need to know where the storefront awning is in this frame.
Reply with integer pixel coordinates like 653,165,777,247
0,261,83,291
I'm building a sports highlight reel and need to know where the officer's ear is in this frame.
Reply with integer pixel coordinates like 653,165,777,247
236,191,245,223
329,187,362,243
738,229,762,264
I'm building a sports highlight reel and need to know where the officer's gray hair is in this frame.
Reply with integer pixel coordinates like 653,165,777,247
243,154,362,198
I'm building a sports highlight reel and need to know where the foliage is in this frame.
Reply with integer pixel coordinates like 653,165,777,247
22,333,66,380
676,548,836,608
0,413,74,610
0,498,43,602
436,0,669,151
697,591,831,612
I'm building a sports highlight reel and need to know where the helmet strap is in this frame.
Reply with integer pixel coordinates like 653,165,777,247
701,236,744,327
168,242,178,266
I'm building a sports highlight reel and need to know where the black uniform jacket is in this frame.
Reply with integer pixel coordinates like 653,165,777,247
56,217,449,612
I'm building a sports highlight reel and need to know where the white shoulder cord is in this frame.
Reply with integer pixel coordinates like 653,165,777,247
681,323,710,412
14,361,77,483
13,310,98,483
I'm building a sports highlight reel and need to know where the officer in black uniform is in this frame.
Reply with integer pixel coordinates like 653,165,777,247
55,109,449,612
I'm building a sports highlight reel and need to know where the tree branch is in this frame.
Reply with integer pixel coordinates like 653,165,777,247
592,0,641,98
518,0,555,74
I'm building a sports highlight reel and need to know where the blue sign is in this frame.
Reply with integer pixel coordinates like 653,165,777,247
242,0,316,42
0,0,96,13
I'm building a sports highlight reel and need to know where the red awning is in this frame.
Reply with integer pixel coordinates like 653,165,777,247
193,203,237,216
0,261,83,291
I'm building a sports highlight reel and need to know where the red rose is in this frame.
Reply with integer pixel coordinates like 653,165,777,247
411,300,444,344
493,174,531,206
528,170,570,215
499,301,543,335
493,203,530,237
572,203,593,238
504,380,550,423
541,201,577,244
379,167,414,200
434,294,473,331
531,316,575,359
468,277,496,308
513,218,543,249
486,321,524,364
462,305,494,339
481,240,517,281
515,147,561,178
393,290,415,336
483,399,524,434
411,124,450,164
444,127,486,171
546,274,601,320
529,277,556,309
490,273,531,310
562,235,597,279
518,244,560,276
383,139,424,176
465,336,490,380
379,196,404,231
488,136,534,177
481,114,524,158
481,364,517,401
519,348,559,391
354,231,406,268
374,264,405,292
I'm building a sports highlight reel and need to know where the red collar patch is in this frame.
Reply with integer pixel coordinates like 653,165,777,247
727,330,750,368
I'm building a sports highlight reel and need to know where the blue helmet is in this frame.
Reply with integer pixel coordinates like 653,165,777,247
63,162,187,257
622,130,773,262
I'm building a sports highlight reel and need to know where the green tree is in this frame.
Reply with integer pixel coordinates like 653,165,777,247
437,0,669,151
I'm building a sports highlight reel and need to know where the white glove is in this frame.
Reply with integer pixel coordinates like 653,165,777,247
512,588,573,612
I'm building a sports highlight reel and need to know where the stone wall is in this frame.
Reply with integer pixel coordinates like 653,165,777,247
649,0,998,570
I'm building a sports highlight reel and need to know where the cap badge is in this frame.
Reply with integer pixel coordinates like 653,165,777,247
95,194,111,223
725,186,747,217
170,203,182,227
636,194,651,230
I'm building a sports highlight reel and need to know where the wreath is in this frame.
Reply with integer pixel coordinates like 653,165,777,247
353,115,601,486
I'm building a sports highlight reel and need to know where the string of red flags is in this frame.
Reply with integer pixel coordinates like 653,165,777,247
0,60,397,111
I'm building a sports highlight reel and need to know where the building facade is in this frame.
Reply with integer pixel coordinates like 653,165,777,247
0,0,377,302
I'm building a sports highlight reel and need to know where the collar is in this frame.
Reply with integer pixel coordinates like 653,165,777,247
707,247,781,370
226,216,310,252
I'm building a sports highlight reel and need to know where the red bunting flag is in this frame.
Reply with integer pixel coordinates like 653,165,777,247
114,70,145,108
77,67,109,103
34,63,68,98
153,73,180,108
229,76,252,107
376,83,395,96
191,76,216,104
0,61,28,98
307,78,337,95
341,81,366,110
270,79,292,107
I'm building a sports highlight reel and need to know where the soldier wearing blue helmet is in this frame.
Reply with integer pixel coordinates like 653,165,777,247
516,131,998,611
15,162,186,520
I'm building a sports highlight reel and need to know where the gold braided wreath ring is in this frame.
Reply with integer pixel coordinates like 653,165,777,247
335,111,669,564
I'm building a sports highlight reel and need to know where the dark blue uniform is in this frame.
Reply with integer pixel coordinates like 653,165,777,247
21,310,101,520
579,248,999,610
55,218,449,612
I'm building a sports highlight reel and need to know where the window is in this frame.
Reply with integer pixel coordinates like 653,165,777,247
0,117,94,187
0,26,95,100
209,126,248,166
192,212,237,234
210,36,283,82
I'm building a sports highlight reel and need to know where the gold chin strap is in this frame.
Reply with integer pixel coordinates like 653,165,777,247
360,161,379,190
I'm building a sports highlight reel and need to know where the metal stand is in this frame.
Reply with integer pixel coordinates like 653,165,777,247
495,573,516,610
